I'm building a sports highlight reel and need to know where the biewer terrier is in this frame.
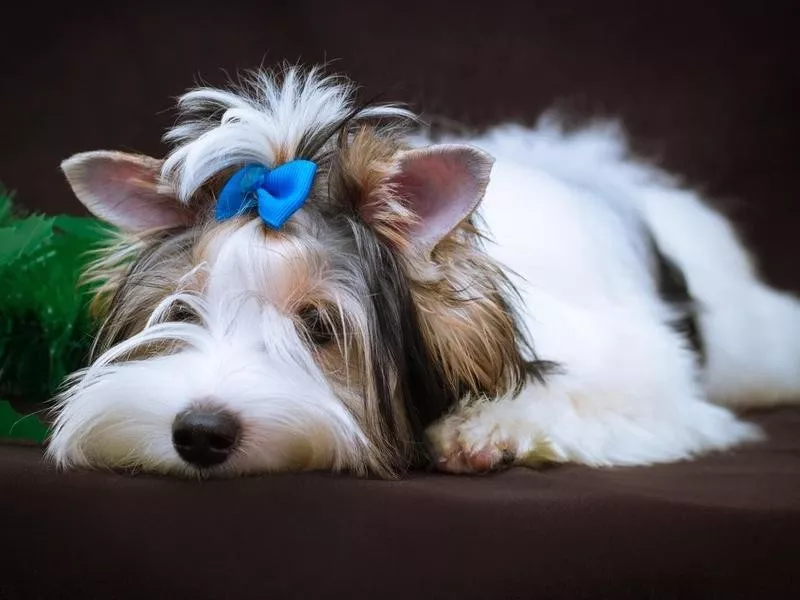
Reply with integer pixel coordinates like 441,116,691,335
48,66,800,477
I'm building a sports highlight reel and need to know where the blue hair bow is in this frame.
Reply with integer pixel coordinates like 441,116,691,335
215,160,318,229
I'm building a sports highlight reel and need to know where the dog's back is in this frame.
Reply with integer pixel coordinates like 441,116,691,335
465,120,800,408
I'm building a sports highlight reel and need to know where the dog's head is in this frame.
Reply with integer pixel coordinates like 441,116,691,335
47,67,534,477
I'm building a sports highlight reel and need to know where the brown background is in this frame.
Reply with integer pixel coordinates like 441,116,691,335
2,2,799,599
2,408,800,599
1,1,798,290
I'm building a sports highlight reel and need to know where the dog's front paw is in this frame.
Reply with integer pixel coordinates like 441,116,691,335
436,441,516,474
427,400,564,474
427,414,516,474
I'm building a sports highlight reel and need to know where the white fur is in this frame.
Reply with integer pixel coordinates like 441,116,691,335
50,70,800,475
428,121,800,469
162,67,415,201
48,218,373,475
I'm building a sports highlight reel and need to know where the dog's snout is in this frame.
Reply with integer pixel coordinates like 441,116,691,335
172,409,241,468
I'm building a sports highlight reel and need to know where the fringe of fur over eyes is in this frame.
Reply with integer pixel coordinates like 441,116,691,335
77,66,553,474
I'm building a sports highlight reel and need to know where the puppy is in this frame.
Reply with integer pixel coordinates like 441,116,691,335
47,66,800,477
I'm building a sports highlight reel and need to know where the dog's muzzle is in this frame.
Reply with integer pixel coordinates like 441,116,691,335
171,407,241,468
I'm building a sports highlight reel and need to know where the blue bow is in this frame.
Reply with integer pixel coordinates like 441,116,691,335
215,160,318,229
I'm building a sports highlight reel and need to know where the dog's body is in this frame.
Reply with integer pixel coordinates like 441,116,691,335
48,67,800,477
427,123,800,471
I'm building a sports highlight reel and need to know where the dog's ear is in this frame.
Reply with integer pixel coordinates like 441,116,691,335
388,144,494,253
61,151,194,232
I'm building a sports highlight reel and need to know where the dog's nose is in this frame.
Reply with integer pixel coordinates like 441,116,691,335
172,409,241,468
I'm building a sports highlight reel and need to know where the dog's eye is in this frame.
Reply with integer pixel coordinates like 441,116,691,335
169,304,197,323
297,305,334,345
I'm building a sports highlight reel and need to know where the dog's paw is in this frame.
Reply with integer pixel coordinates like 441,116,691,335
427,402,563,474
436,440,516,474
427,414,517,474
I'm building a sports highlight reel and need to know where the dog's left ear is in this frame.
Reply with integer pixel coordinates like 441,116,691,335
387,144,494,253
61,150,194,232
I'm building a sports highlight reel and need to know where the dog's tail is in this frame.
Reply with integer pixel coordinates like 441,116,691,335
635,167,800,408
697,277,800,409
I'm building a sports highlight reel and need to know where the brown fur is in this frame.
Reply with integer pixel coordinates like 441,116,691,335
79,117,529,476
409,234,530,401
85,228,200,358
330,126,529,402
334,126,419,251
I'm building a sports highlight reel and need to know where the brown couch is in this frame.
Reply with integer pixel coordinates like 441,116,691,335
1,2,798,598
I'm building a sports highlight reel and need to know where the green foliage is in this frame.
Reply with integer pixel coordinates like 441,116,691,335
0,401,48,443
0,186,114,419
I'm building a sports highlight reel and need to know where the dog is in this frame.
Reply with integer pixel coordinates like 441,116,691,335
47,65,800,477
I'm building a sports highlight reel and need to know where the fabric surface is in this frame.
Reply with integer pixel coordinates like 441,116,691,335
2,409,799,599
1,2,798,598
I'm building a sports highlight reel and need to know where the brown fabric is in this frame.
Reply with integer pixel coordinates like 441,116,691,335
0,2,798,291
1,2,799,598
2,409,799,599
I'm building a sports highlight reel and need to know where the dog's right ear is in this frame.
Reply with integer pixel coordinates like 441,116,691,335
61,151,194,232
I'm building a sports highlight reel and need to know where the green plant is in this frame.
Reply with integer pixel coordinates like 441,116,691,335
0,186,113,441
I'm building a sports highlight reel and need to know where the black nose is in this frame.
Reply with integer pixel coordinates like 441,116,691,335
172,409,241,468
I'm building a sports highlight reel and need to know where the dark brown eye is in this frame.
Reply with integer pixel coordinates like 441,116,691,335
297,305,334,345
169,303,198,324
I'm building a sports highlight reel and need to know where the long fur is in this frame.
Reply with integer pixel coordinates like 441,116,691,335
47,66,800,477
